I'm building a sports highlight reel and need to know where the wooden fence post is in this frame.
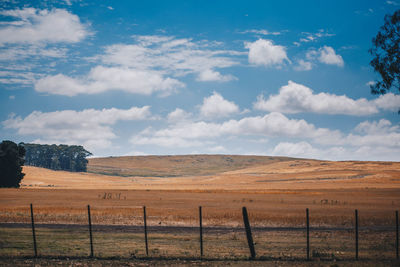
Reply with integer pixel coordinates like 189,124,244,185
355,209,358,261
396,210,399,260
199,206,203,258
30,203,37,257
306,208,310,260
87,205,94,258
143,206,149,256
242,207,256,259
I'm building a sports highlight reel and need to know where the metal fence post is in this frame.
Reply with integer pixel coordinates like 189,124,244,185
143,206,149,256
30,204,37,257
199,206,203,258
306,208,310,260
242,207,256,259
355,209,358,261
396,210,399,260
87,205,94,257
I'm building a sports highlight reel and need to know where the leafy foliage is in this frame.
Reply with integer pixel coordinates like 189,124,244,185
369,10,400,101
0,140,25,188
22,143,92,172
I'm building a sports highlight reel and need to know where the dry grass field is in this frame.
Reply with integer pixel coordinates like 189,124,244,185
1,155,399,226
1,155,400,262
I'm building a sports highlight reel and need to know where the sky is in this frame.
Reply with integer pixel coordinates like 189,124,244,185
0,0,399,160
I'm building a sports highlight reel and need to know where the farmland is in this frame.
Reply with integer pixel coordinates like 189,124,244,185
1,155,400,264
2,155,400,226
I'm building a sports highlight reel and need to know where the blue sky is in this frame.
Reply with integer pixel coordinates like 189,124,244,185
1,0,399,160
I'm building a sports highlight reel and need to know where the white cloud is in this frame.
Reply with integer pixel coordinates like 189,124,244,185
272,141,318,158
131,112,340,149
253,81,383,115
207,145,227,153
3,106,152,153
271,118,400,161
0,45,67,61
386,1,399,5
294,59,312,71
305,46,344,67
35,66,184,96
245,39,290,67
100,35,241,81
239,29,281,36
199,92,240,118
317,46,344,67
298,29,335,44
167,108,192,123
35,35,242,96
373,93,400,112
366,81,376,87
345,119,400,148
0,8,90,44
196,69,237,82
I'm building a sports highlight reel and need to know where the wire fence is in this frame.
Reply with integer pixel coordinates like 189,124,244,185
0,204,398,261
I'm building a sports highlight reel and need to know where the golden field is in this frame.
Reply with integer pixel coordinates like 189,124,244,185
1,155,400,262
0,155,399,227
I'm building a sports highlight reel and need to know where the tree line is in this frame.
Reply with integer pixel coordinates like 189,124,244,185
22,143,92,172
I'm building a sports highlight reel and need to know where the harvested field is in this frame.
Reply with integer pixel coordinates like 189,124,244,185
1,155,400,262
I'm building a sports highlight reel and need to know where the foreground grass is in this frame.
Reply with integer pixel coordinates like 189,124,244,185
1,226,397,261
0,257,399,267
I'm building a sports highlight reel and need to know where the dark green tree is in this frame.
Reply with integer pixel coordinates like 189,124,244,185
22,143,92,172
0,140,25,188
369,9,400,112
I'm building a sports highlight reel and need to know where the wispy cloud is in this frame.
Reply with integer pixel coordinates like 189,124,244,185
295,29,335,46
238,29,282,36
36,35,243,96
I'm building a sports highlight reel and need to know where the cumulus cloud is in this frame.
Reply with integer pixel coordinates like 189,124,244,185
373,93,400,112
0,8,90,44
130,112,340,149
307,46,344,67
245,39,290,67
167,108,192,123
318,46,344,66
272,119,400,161
253,81,400,115
3,106,152,153
345,119,400,148
199,92,240,118
35,66,184,96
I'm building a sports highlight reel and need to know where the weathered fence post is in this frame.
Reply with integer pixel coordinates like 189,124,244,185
143,206,149,256
199,206,203,258
396,210,399,260
87,205,94,258
242,207,256,259
355,209,358,260
306,208,310,260
30,203,37,257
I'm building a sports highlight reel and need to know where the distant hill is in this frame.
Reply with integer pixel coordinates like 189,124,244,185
87,155,299,177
